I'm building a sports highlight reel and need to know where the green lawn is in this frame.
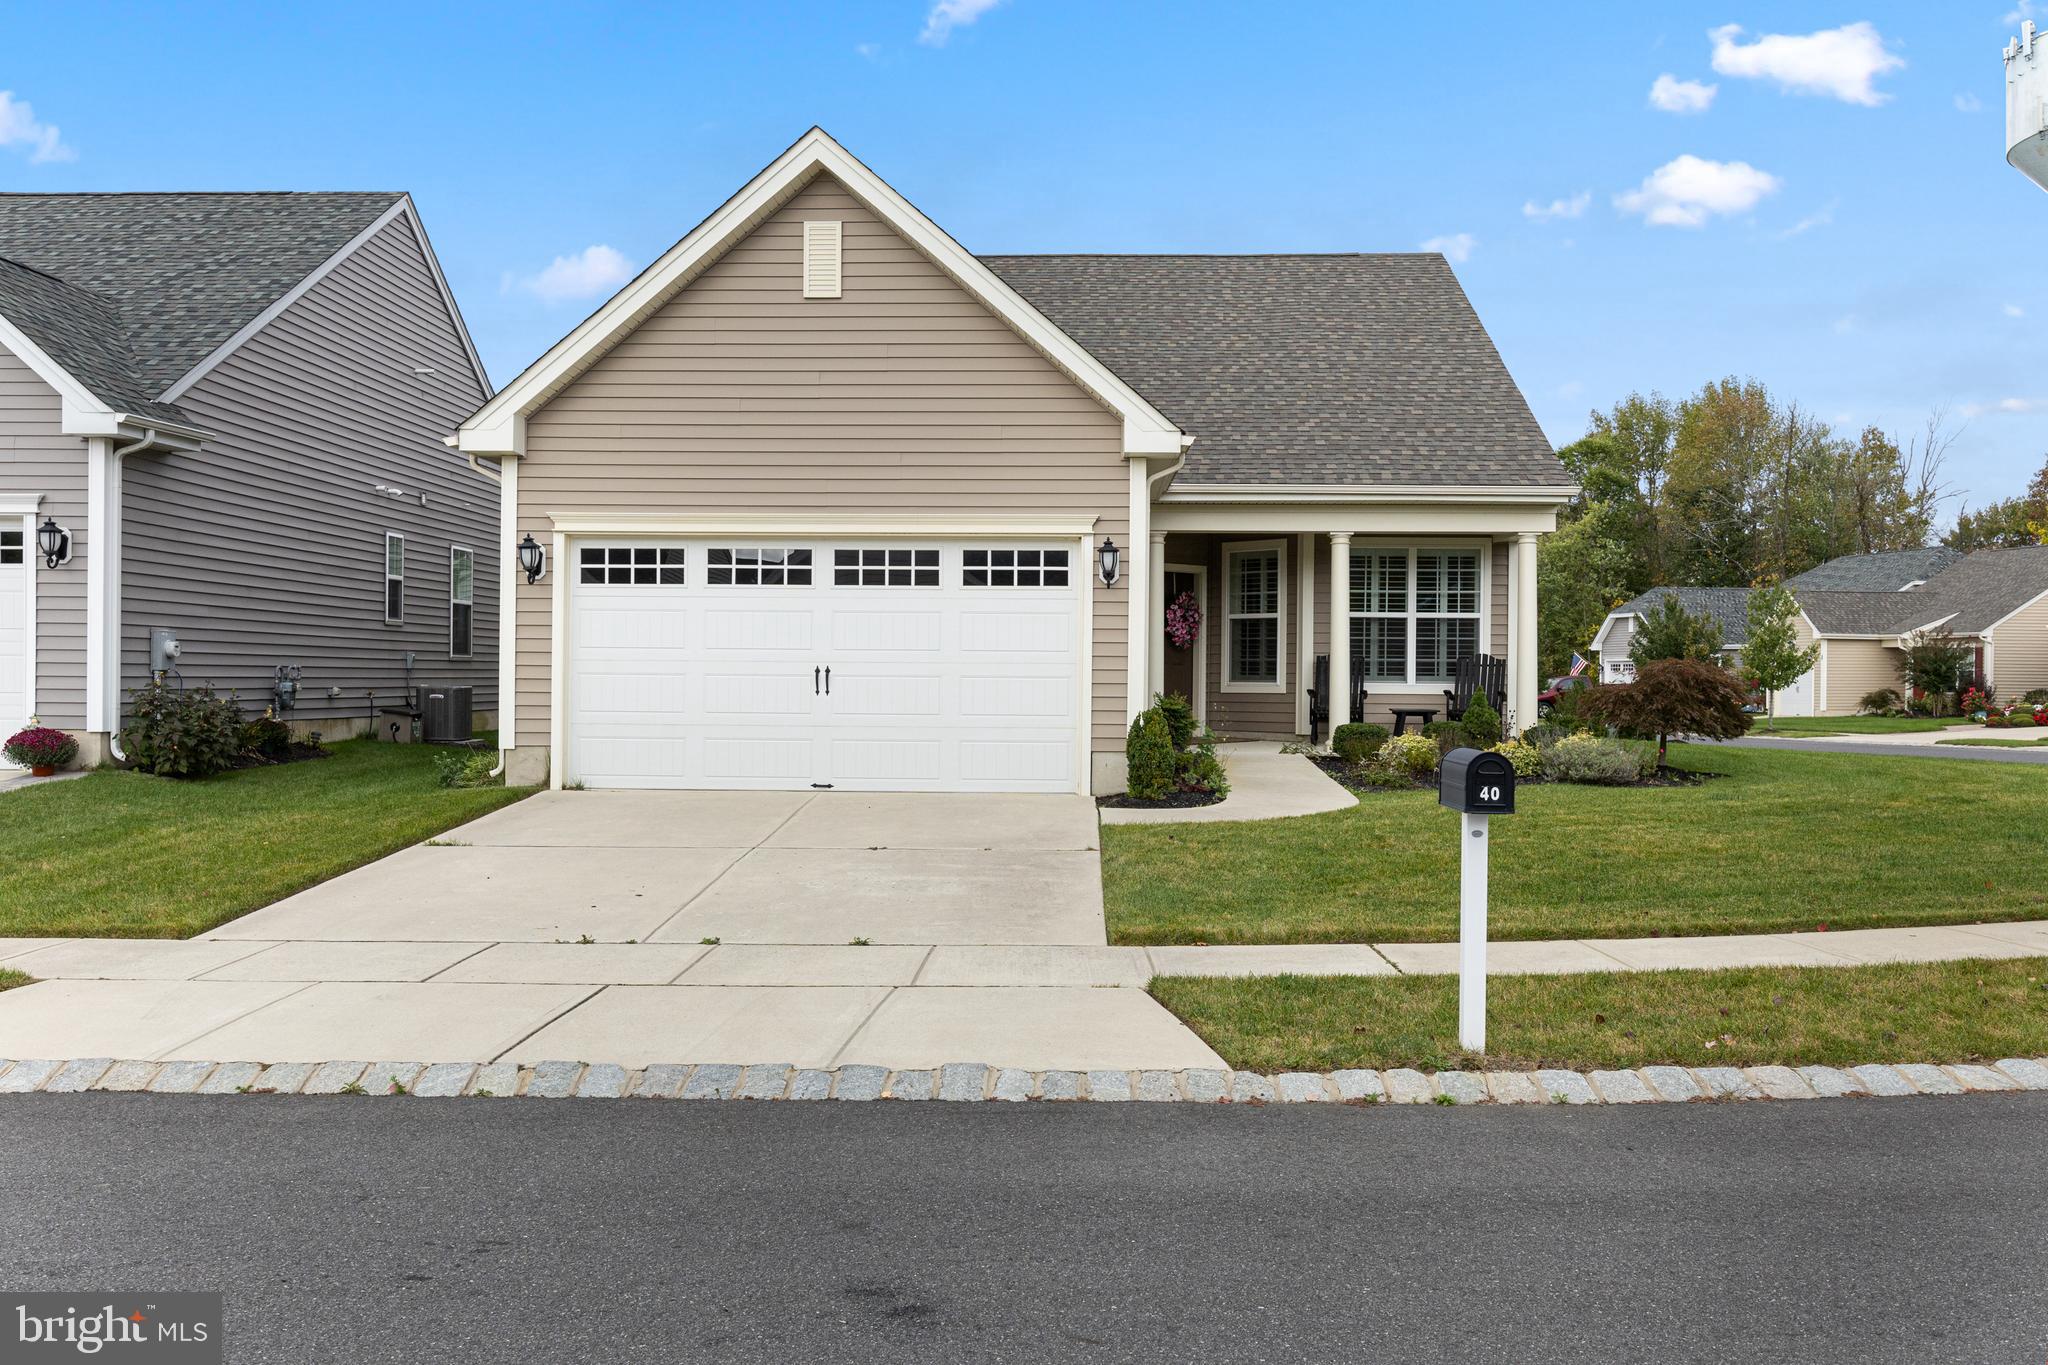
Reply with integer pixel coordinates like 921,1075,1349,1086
1940,735,2048,748
1151,959,2048,1073
1102,743,2048,945
0,969,30,992
1748,715,1974,737
0,741,534,938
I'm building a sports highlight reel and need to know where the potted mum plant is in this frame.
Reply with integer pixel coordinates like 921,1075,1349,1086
4,722,79,777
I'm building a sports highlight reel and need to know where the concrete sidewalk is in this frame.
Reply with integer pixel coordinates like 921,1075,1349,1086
1100,742,1355,825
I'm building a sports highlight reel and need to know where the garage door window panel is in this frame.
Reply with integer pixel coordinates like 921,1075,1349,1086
580,546,685,586
709,547,812,586
0,530,19,564
963,548,1069,588
835,548,939,587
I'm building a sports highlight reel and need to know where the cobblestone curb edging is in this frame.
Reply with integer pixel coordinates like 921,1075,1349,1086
0,1056,2044,1102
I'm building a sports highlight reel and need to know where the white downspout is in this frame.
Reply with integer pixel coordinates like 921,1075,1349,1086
489,454,517,780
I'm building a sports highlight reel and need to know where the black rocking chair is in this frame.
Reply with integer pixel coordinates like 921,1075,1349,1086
1443,653,1508,723
1305,654,1368,745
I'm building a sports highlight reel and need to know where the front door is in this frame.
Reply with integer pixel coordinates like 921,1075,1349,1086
1160,569,1197,707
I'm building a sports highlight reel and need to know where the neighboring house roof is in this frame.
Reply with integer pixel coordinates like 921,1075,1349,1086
1904,544,2048,633
1604,586,1753,650
0,191,403,406
1794,590,1939,636
0,256,186,422
1786,546,1963,592
980,253,1568,490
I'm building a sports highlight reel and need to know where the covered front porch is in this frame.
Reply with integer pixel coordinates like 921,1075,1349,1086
1131,500,1550,745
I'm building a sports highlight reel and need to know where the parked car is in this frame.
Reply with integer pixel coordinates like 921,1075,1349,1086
1537,675,1591,716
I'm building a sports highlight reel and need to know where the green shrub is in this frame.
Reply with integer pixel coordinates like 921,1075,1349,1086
2010,713,2039,729
1858,688,1903,715
1521,722,1570,749
1539,732,1648,785
1153,692,1196,751
241,715,294,761
1125,707,1176,800
1174,736,1231,797
1331,722,1388,765
2024,688,2048,707
1460,691,1502,748
1420,720,1465,753
1489,739,1542,779
122,680,245,779
434,747,502,788
1377,732,1440,777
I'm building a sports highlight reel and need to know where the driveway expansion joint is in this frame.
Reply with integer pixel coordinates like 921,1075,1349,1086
4,1055,2042,1104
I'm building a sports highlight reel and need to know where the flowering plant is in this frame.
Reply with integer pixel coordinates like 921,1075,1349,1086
4,723,78,770
1165,590,1201,650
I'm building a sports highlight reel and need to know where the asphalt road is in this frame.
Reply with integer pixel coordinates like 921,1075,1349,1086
2,1095,2044,1363
1723,735,2048,763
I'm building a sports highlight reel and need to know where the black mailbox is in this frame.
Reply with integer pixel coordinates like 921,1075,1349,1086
1439,747,1515,815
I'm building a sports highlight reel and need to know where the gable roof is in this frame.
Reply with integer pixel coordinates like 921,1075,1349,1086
460,127,1186,459
1605,586,1753,649
0,256,186,423
1794,590,1943,636
0,191,404,406
1786,547,1963,592
980,253,1568,489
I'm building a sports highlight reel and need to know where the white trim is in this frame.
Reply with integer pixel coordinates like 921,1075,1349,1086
498,457,519,760
1344,541,1491,690
548,514,1097,539
12,510,34,734
1294,532,1314,733
1504,537,1518,723
1328,532,1351,734
1221,539,1288,694
448,544,476,659
1127,461,1151,718
384,532,406,625
1152,504,1562,535
1147,529,1167,699
1513,531,1539,731
83,438,122,735
457,128,1185,458
1163,483,1579,505
549,529,569,790
1164,561,1208,729
1980,582,2048,635
0,498,44,517
1588,610,1632,656
1077,534,1094,795
161,198,494,406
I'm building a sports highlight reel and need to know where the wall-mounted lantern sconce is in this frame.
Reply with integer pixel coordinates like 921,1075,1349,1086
518,534,546,585
1097,537,1121,587
36,517,71,569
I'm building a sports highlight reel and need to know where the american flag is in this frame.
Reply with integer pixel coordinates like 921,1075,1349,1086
1568,652,1589,677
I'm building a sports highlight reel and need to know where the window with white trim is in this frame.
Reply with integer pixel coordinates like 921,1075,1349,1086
1348,547,1484,686
449,547,474,658
962,548,1069,588
579,546,685,586
1224,542,1285,689
707,547,812,586
0,530,20,565
384,533,405,624
835,547,938,587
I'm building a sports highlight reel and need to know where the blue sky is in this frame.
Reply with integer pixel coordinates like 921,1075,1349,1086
5,3,2044,515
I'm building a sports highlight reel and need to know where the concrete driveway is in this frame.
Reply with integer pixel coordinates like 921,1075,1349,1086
205,790,1109,947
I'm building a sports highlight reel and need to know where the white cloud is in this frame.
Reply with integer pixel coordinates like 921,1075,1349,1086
0,91,75,164
919,0,1001,46
1522,191,1591,221
1777,202,1835,238
1962,396,2043,416
1614,154,1781,228
506,244,634,303
2005,302,2026,318
1708,22,1904,106
1955,92,1984,113
855,41,882,59
1420,232,1476,262
1649,74,1717,114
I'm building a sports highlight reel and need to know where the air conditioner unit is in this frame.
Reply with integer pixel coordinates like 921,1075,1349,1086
422,686,474,744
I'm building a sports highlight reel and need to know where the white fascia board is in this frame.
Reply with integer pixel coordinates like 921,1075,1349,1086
1588,612,1631,654
1979,583,2048,635
0,307,118,431
548,513,1098,538
457,127,1185,458
1162,483,1580,505
160,196,449,404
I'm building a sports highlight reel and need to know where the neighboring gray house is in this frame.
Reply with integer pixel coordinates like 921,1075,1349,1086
0,192,497,767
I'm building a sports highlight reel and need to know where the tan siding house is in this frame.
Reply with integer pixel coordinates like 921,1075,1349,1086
461,129,1572,794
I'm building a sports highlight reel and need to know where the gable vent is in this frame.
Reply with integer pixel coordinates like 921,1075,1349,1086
802,220,843,299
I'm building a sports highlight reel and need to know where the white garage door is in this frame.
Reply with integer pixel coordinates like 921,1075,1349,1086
566,539,1082,793
0,529,26,767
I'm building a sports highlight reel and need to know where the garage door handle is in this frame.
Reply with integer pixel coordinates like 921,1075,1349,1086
814,666,820,695
824,666,831,695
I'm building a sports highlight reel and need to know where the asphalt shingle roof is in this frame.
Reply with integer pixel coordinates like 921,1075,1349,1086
1609,586,1753,648
0,191,401,415
1787,547,1962,592
980,253,1568,489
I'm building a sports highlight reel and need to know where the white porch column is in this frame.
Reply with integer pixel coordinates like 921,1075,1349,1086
1126,459,1150,720
1514,531,1539,733
1147,528,1167,699
1327,532,1352,734
1295,532,1314,734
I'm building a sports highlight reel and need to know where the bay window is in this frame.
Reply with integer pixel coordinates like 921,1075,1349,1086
1224,541,1286,691
1348,546,1484,686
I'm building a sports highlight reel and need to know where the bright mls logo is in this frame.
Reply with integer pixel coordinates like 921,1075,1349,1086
4,1294,222,1362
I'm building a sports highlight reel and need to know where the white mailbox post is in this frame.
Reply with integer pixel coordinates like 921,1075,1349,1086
1438,748,1517,1053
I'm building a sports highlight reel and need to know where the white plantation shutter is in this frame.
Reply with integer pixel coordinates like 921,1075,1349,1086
802,220,842,298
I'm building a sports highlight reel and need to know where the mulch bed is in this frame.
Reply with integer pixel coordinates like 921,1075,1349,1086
230,743,332,772
1098,788,1227,811
1309,754,1716,795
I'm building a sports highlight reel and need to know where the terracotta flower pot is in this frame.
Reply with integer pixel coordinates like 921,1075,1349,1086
29,765,55,778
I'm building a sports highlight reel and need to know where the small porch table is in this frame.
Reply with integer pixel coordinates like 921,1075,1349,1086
1389,707,1438,735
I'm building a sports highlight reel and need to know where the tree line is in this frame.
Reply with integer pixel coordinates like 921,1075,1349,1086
1536,376,2043,676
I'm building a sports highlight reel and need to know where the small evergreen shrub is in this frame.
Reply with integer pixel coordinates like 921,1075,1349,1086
1174,737,1231,797
1858,688,1904,715
1331,722,1388,765
1420,720,1465,753
123,681,244,779
1489,739,1542,779
1153,692,1196,751
1459,691,1502,749
1539,732,1648,785
1377,732,1440,777
1125,707,1176,800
